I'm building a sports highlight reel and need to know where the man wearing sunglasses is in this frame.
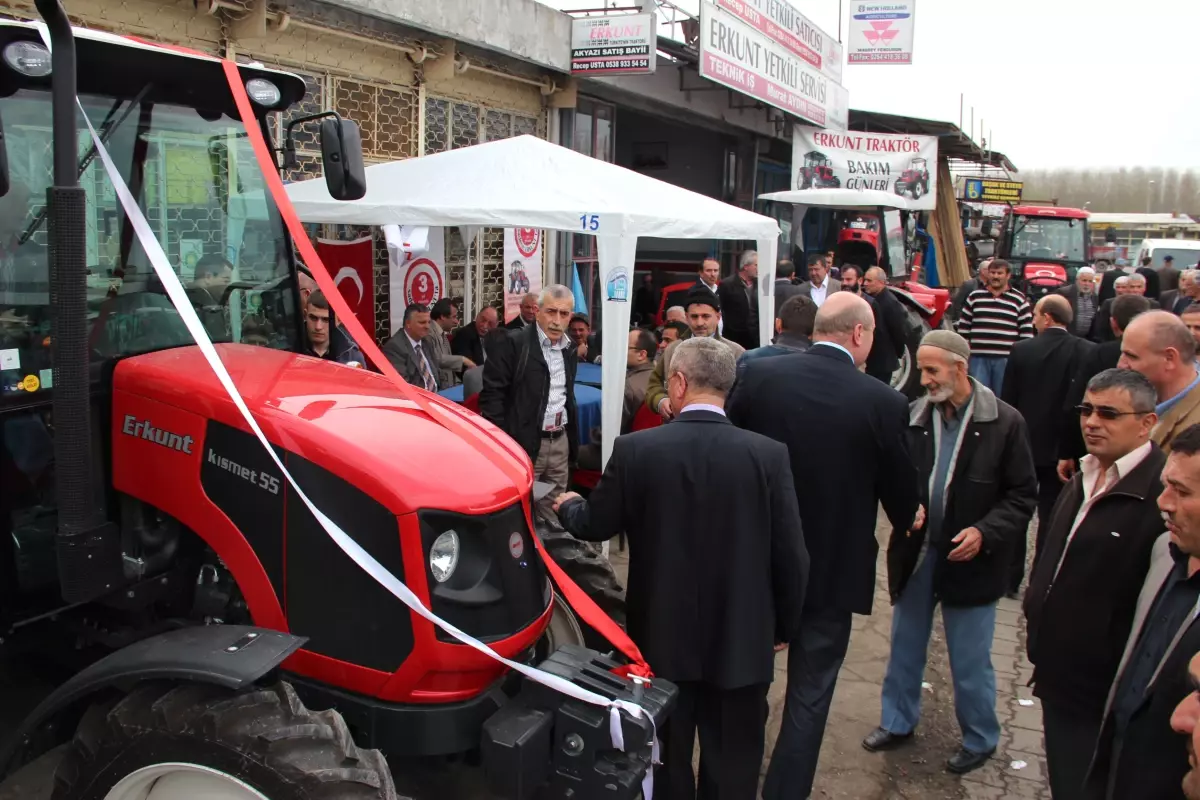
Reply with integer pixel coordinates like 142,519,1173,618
1023,368,1165,800
1119,311,1200,452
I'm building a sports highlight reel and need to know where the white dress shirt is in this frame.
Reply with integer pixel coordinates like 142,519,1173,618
810,278,829,308
537,324,570,430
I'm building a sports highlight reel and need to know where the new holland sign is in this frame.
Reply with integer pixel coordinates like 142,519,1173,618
847,1,916,65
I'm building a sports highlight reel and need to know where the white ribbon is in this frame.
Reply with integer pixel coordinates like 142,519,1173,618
53,31,657,797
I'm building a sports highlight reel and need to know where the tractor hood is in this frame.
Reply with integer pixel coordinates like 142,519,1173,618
112,344,532,515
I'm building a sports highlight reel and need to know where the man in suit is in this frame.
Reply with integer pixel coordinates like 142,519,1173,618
479,286,578,524
795,252,842,308
1161,268,1197,315
505,293,539,330
865,330,1036,775
427,298,473,387
737,295,815,380
1092,273,1160,342
1056,266,1099,338
1001,294,1094,591
1119,311,1200,453
1086,423,1200,799
382,303,439,391
1023,368,1165,800
728,292,920,800
863,267,911,385
451,306,500,366
717,249,759,350
1058,295,1154,480
1160,253,1182,294
553,336,809,800
773,259,804,318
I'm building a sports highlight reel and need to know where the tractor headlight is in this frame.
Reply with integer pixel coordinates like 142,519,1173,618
429,530,460,584
3,41,52,77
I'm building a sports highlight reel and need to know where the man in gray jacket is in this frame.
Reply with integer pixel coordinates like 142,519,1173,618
427,298,474,387
383,303,440,391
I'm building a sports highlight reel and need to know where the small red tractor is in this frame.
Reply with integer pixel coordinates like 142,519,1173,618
894,157,929,201
797,150,841,190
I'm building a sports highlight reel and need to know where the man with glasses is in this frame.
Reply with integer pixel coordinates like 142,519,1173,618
1118,311,1200,452
1023,369,1165,800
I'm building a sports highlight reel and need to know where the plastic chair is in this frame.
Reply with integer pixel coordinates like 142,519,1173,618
630,403,663,432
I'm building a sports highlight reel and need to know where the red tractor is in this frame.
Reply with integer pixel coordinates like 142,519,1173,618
797,150,841,190
0,7,671,799
894,157,929,201
996,204,1090,301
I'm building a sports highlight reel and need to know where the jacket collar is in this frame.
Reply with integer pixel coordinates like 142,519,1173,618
1098,442,1167,501
628,361,654,376
910,377,999,427
675,409,731,425
808,341,854,364
773,333,811,351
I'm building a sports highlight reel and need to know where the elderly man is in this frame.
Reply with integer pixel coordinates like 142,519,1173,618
796,252,842,308
1058,266,1098,338
865,330,1036,775
956,259,1035,393
1118,310,1200,452
1087,424,1200,798
1093,273,1159,342
1162,269,1198,316
1001,294,1093,589
664,305,687,325
729,293,919,799
645,288,745,419
480,285,578,524
718,249,760,350
1024,369,1165,800
451,306,500,366
506,292,539,330
382,303,439,391
553,337,809,800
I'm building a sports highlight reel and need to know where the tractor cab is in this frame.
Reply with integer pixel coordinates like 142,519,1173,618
836,211,883,271
798,149,840,190
998,205,1089,301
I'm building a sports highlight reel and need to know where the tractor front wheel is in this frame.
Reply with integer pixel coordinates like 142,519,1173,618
53,682,399,800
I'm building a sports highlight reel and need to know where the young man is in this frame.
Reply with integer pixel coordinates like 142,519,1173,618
956,258,1035,393
300,290,364,365
645,289,745,420
1024,368,1164,800
865,330,1036,775
567,313,601,364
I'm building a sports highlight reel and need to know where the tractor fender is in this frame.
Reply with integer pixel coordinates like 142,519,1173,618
891,286,949,329
0,625,305,779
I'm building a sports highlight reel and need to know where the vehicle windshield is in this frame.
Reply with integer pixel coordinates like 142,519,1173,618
1010,216,1087,262
0,87,298,398
1148,248,1200,270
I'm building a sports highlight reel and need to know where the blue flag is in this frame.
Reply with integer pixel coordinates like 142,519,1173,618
572,263,588,313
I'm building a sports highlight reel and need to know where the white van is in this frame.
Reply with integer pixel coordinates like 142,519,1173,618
1133,239,1200,270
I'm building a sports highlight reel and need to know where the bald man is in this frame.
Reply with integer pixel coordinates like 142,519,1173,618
729,291,920,799
1000,294,1095,593
1119,310,1200,451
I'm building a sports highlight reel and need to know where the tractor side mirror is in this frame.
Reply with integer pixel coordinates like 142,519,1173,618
320,118,366,201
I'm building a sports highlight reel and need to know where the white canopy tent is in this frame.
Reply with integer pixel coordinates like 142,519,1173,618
280,135,780,467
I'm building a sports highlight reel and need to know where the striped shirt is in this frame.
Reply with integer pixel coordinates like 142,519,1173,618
957,287,1034,357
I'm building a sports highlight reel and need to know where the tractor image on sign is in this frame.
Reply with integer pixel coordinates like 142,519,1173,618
894,157,929,200
798,150,841,190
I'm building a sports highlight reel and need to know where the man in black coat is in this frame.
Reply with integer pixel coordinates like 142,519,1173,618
1086,423,1200,799
865,330,1036,775
728,292,920,800
1001,294,1094,592
505,292,539,330
1160,267,1196,315
773,259,804,318
1023,368,1165,800
716,249,759,350
1057,295,1154,477
479,286,578,525
451,306,501,366
1091,273,1159,342
863,266,911,385
554,336,809,800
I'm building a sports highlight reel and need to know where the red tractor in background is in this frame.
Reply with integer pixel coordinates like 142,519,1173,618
0,6,670,799
996,204,1090,301
797,150,841,190
894,157,929,201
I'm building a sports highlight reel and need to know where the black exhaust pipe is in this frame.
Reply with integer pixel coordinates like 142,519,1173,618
37,0,122,602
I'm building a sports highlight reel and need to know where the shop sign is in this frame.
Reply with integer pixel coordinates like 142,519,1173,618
791,125,939,209
959,177,1024,205
699,0,841,127
570,14,656,76
847,1,916,65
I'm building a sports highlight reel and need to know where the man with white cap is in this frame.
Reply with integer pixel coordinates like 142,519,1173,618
1057,266,1098,338
863,329,1036,775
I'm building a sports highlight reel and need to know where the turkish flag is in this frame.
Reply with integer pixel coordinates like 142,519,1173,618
315,237,375,337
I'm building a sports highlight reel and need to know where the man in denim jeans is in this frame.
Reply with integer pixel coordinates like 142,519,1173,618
956,259,1034,392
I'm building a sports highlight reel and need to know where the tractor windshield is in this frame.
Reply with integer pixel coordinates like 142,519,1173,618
1010,216,1087,262
0,86,298,397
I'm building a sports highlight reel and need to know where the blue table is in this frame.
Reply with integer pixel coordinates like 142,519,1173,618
438,383,602,448
575,362,603,387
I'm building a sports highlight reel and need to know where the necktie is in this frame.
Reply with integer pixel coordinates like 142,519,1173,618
415,343,435,391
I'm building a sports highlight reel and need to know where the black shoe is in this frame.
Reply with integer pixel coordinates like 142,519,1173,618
946,747,994,774
862,727,913,752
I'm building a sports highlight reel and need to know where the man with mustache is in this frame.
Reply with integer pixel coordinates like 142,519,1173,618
1087,423,1200,798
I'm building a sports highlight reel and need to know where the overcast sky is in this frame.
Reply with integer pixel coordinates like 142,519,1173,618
544,0,1199,172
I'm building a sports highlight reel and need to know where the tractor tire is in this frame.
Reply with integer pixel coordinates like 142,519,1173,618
53,681,400,800
538,525,627,654
891,306,931,400
911,182,924,201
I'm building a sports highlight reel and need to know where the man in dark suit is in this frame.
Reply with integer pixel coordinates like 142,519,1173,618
382,303,440,391
479,286,578,525
1086,423,1200,799
1091,273,1159,342
728,292,920,800
1160,268,1196,315
717,249,759,350
773,259,804,318
554,336,809,800
1097,259,1130,304
1001,294,1094,591
863,266,911,385
1058,295,1154,478
1159,253,1181,293
451,306,501,366
505,293,539,330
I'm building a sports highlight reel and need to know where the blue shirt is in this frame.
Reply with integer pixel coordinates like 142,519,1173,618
1157,370,1200,417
